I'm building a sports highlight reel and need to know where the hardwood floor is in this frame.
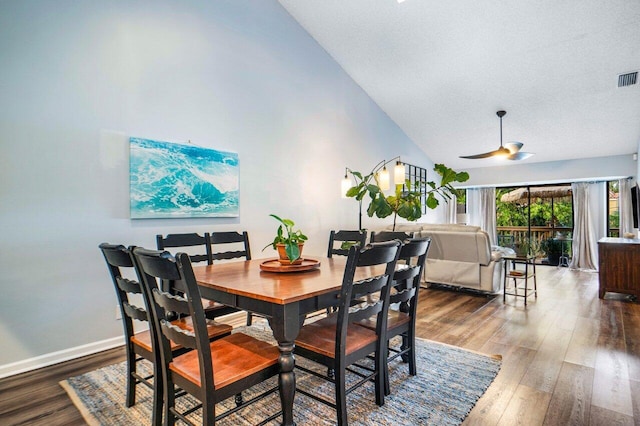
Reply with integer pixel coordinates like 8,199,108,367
1,266,639,425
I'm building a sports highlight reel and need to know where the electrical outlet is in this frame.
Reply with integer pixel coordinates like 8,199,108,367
115,305,122,320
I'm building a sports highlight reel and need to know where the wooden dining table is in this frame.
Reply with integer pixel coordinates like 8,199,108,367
193,255,373,426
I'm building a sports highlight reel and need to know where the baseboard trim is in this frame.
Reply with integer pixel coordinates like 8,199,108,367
0,336,125,379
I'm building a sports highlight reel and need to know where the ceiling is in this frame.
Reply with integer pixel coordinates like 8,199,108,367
278,0,640,170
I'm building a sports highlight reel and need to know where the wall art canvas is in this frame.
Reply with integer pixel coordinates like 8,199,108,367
130,137,239,219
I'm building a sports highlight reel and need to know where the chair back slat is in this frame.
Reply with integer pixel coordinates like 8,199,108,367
392,265,421,286
369,231,413,244
352,275,388,300
123,302,149,322
348,301,383,324
156,233,213,265
116,276,142,294
212,250,249,261
159,319,198,350
327,230,367,258
210,231,251,261
151,287,190,316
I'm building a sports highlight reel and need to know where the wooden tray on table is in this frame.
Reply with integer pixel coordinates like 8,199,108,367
259,258,321,273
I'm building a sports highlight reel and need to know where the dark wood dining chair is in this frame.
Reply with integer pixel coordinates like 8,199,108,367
357,237,430,395
293,241,401,425
99,243,232,426
369,230,413,243
209,231,251,261
327,230,368,258
156,233,238,320
156,233,213,264
133,247,281,426
209,231,254,325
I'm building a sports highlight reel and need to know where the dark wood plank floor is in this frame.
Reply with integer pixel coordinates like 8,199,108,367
1,266,638,425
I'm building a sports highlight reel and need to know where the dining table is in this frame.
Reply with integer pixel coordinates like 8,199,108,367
193,255,381,426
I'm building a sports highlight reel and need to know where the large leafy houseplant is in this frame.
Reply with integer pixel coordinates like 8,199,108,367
262,214,308,263
345,163,469,230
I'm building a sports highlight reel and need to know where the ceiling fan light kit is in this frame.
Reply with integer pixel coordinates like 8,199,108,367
460,110,534,161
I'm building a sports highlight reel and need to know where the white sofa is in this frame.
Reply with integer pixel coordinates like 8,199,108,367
382,223,505,294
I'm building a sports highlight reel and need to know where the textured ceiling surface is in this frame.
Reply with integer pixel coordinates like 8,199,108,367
279,0,640,169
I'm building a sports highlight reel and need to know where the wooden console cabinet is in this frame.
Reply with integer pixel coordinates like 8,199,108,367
598,237,640,299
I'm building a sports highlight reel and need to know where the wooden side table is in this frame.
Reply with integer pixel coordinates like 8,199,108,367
503,254,537,306
598,237,640,300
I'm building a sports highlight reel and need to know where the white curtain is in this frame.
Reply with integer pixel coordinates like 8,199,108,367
443,193,457,224
618,178,635,237
569,182,599,270
467,187,497,246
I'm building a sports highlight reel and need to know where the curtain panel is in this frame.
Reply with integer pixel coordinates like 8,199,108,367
569,182,599,270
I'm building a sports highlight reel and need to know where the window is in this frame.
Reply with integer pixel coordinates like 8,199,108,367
456,189,467,224
607,181,620,237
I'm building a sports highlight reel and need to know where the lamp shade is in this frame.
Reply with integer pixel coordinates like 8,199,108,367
378,167,390,191
394,161,405,185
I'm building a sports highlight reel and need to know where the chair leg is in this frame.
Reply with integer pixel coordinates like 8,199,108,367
151,359,163,426
407,330,417,377
374,349,385,407
125,347,136,407
400,333,410,363
164,374,176,426
382,339,391,396
335,372,348,426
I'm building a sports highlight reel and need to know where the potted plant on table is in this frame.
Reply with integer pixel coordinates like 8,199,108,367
262,214,308,264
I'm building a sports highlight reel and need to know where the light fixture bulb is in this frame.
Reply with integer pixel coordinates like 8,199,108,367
341,173,351,198
394,160,405,186
378,166,390,191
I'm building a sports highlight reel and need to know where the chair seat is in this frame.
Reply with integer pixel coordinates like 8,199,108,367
169,332,280,389
132,317,232,353
357,309,410,333
295,314,378,358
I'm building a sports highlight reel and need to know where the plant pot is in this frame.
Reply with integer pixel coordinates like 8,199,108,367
276,243,304,265
546,252,561,266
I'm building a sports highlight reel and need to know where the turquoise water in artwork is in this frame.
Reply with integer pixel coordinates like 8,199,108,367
130,138,239,218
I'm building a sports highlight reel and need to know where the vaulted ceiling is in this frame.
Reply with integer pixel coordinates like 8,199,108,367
278,0,640,170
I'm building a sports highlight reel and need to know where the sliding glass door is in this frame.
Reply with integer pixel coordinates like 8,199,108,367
496,184,573,265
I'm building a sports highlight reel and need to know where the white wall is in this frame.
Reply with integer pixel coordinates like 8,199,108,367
0,0,434,371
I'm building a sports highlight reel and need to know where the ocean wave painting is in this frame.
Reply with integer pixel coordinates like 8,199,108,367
129,137,239,219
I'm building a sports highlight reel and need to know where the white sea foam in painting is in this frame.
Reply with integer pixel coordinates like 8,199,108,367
129,138,239,219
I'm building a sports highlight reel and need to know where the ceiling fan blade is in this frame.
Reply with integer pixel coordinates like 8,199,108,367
460,146,511,159
504,141,523,154
459,149,501,159
507,151,534,161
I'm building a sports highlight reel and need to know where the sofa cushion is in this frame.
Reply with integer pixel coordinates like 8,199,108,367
417,230,492,265
425,259,479,287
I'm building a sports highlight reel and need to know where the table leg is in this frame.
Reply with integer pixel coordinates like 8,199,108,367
268,306,302,426
277,340,296,425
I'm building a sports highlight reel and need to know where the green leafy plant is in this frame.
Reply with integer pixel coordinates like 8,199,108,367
540,237,562,255
345,163,469,230
262,214,308,263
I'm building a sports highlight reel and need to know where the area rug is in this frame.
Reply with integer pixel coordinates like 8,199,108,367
60,325,501,425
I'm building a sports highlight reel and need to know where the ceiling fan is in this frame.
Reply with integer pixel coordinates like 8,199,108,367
460,110,534,160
